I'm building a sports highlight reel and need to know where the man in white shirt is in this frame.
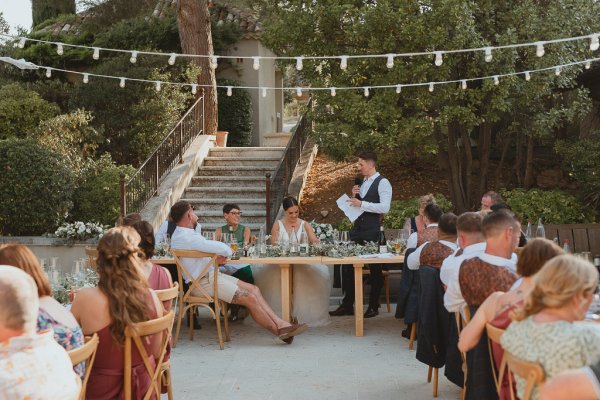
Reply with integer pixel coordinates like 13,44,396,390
0,265,80,399
169,201,306,344
406,212,458,270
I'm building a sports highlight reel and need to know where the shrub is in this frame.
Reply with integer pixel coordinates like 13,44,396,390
0,83,60,140
217,79,253,147
0,138,75,235
384,194,453,229
71,155,136,226
500,188,594,224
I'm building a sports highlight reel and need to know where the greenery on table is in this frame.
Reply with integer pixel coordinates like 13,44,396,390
500,188,594,224
51,268,99,305
264,242,383,258
309,221,337,243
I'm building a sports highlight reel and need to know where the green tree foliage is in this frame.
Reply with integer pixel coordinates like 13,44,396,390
0,83,60,140
32,0,75,28
0,138,75,235
500,188,594,224
217,79,253,146
384,194,454,228
255,0,600,212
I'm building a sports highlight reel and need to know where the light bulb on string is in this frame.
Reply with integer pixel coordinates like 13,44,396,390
210,56,218,69
92,47,100,60
396,84,402,94
591,34,599,51
296,57,303,71
227,86,233,96
330,87,336,96
585,61,591,70
555,66,561,76
252,57,260,70
434,51,443,66
429,82,435,92
493,75,499,85
18,37,26,48
461,80,467,90
82,73,89,84
191,84,198,95
340,55,348,70
536,42,545,57
119,77,126,88
484,47,492,62
130,51,138,63
364,87,370,97
56,43,63,55
262,87,267,98
45,68,51,78
386,54,394,69
168,53,177,65
525,71,531,81
155,81,162,92
296,87,302,97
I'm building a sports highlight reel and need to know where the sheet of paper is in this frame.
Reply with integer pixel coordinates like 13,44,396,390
336,194,363,223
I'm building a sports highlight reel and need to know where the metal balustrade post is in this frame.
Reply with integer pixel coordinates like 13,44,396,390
265,173,272,232
155,154,159,196
179,124,184,163
119,172,126,217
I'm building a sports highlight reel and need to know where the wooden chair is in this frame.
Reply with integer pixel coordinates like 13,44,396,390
124,310,175,400
504,351,545,400
84,247,98,270
485,323,508,395
171,249,230,349
362,268,398,312
456,304,471,400
153,282,178,400
68,333,100,400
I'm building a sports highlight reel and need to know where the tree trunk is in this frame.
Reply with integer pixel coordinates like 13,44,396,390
32,0,75,27
524,135,535,189
460,126,473,210
177,0,218,136
514,132,524,186
446,123,469,213
494,132,511,188
478,122,492,195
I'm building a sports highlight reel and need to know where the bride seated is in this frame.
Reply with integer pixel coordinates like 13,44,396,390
251,196,331,327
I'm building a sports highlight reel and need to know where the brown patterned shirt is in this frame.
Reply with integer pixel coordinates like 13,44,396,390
417,226,438,247
420,241,456,269
458,257,518,307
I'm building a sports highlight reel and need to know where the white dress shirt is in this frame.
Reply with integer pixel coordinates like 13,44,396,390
406,223,438,249
407,240,458,270
155,220,201,244
359,172,392,214
171,226,232,283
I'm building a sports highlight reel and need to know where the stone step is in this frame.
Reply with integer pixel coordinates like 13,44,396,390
198,222,267,232
184,187,266,199
191,176,266,187
198,215,266,224
202,157,280,168
185,197,265,212
196,166,275,176
196,209,266,224
209,147,285,158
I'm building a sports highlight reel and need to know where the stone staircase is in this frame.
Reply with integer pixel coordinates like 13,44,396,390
180,147,285,232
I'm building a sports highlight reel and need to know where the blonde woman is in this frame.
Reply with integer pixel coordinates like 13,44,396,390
501,254,600,400
404,194,436,234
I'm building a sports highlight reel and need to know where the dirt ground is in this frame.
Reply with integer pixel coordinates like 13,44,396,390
300,152,449,223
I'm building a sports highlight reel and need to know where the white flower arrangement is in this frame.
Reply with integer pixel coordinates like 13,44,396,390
54,221,108,241
309,221,337,243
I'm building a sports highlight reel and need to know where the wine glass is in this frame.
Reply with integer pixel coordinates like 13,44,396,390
221,232,231,244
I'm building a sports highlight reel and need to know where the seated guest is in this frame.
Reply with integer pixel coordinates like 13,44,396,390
540,362,600,400
119,212,142,226
406,203,442,249
407,212,458,270
169,200,307,343
501,255,600,400
441,212,486,312
71,226,164,399
459,211,520,308
0,265,80,399
155,203,201,245
480,190,503,214
490,203,528,247
0,244,85,378
458,239,563,399
404,194,436,234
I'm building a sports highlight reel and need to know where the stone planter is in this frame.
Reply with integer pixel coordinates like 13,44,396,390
215,130,229,147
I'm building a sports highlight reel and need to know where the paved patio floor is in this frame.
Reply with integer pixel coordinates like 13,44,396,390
170,306,462,400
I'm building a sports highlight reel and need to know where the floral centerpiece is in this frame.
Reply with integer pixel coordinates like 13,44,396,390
310,221,337,243
53,221,108,242
50,268,99,304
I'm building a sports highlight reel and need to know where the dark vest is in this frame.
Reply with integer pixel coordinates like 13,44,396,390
350,175,384,243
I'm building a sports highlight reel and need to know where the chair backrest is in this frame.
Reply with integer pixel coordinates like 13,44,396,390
84,247,98,270
155,281,179,311
124,310,175,400
68,333,99,400
504,350,545,400
171,249,219,304
485,323,506,393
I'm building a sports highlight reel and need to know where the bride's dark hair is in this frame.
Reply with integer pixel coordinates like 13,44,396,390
282,196,299,211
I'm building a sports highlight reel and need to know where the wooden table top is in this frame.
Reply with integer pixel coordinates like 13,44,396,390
152,254,405,265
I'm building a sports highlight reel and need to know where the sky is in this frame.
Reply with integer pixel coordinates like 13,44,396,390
0,2,33,34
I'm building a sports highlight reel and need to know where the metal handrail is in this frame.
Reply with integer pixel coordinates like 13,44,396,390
265,97,313,231
120,92,205,215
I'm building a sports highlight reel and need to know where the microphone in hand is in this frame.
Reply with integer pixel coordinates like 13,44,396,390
354,177,363,199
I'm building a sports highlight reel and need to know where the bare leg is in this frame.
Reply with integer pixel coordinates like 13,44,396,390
231,282,291,335
239,281,290,328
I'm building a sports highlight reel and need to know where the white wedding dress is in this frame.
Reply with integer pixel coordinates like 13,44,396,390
251,220,331,327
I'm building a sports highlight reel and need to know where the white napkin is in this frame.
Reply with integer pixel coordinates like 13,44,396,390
358,253,395,259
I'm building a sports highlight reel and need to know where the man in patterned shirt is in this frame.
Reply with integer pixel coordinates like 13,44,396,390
0,265,80,399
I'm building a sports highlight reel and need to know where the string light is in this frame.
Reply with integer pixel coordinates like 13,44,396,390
525,71,531,81
429,82,435,92
585,61,591,69
56,43,63,55
130,51,138,63
434,51,443,66
92,47,100,60
227,86,233,96
330,87,336,96
17,38,26,48
493,75,499,85
191,84,197,95
364,87,370,97
210,56,218,69
262,87,267,97
296,57,303,71
461,80,467,89
396,84,402,94
340,56,348,70
155,81,162,92
536,42,545,57
555,66,562,76
119,77,126,88
252,57,260,70
168,53,176,65
591,35,600,51
386,54,394,69
45,68,51,78
484,47,493,62
82,73,89,83
296,87,302,97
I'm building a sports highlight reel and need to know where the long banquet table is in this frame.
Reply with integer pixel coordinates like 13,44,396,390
152,255,404,337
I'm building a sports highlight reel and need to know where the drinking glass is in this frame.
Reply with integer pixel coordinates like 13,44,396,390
203,231,215,241
340,231,350,246
229,236,240,259
398,229,410,247
392,239,404,255
221,233,231,243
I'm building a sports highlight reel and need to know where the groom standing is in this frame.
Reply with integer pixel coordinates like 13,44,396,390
330,151,392,318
